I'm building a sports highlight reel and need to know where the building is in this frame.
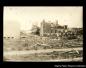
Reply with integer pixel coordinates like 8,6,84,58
3,21,20,39
40,20,68,38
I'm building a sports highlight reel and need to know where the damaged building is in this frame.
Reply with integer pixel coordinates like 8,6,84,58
40,20,68,39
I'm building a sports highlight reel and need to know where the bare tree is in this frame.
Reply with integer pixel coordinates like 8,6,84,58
31,25,40,35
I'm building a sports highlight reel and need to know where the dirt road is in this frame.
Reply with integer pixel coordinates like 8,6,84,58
4,57,82,62
4,47,83,56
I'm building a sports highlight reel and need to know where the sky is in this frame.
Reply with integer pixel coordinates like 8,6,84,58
4,6,83,30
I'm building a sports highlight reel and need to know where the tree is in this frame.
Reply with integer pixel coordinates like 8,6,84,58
31,25,40,35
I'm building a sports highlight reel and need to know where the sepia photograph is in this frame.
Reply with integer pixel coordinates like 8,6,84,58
3,6,83,62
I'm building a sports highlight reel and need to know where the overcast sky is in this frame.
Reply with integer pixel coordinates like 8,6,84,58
4,6,83,30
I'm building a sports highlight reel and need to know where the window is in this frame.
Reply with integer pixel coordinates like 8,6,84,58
55,30,57,33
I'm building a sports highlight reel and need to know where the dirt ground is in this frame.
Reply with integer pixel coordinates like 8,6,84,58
3,34,83,61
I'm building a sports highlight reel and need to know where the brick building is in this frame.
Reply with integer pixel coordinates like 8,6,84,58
40,20,68,38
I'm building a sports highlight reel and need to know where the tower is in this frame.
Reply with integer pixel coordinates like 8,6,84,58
40,20,45,36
